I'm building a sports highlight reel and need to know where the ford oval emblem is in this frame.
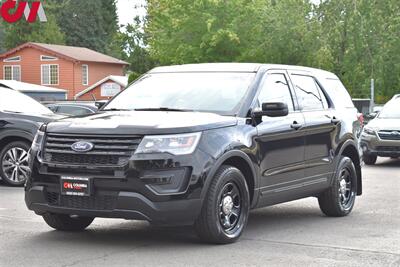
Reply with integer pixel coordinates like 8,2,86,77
71,141,94,152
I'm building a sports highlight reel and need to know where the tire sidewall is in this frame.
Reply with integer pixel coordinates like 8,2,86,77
0,141,31,186
336,157,357,214
210,167,250,242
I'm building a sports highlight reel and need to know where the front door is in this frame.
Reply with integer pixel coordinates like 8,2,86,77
255,71,307,206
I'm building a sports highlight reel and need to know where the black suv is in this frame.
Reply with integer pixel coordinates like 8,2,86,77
0,87,62,186
26,64,362,243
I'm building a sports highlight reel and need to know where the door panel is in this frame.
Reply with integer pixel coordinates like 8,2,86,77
253,71,308,206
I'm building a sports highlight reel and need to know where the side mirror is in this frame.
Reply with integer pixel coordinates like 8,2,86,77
253,102,289,118
367,112,378,119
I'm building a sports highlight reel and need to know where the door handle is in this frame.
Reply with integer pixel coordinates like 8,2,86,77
290,121,302,130
331,117,340,125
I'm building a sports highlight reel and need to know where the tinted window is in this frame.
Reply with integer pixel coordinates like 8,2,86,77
291,75,325,111
0,88,52,114
58,106,92,116
257,73,294,111
104,73,256,115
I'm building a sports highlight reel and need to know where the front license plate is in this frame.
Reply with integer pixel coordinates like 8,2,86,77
61,176,91,196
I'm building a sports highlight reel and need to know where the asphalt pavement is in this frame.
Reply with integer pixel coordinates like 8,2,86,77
0,158,399,267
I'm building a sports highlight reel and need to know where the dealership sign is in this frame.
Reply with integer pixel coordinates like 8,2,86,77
0,0,47,23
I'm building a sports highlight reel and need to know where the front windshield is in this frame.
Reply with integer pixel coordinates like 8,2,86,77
378,100,400,119
0,88,53,115
104,72,256,115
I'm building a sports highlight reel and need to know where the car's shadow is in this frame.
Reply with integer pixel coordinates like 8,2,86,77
369,158,400,168
26,203,326,247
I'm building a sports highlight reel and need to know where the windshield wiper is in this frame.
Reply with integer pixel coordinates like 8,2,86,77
101,108,131,111
134,107,194,112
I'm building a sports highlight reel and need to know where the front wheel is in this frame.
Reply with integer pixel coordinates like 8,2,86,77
195,165,250,244
42,213,94,231
0,141,31,186
318,156,357,217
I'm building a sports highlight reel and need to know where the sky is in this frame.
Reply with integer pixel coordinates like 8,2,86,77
116,0,322,27
117,0,146,27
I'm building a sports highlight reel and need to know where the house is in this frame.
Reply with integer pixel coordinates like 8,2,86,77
74,75,128,100
0,80,67,101
0,42,129,100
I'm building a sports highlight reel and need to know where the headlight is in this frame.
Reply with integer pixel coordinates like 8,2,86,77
135,132,202,155
363,126,376,136
31,129,45,151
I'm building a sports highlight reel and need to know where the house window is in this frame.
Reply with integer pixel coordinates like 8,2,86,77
41,55,58,61
82,64,89,85
3,65,21,81
41,64,59,85
3,56,21,62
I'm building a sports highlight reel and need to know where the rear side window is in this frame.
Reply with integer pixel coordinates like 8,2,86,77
321,78,354,108
290,74,327,111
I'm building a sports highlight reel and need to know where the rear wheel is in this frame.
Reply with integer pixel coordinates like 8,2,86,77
318,156,357,217
42,213,94,231
195,165,250,244
363,154,377,165
0,141,30,186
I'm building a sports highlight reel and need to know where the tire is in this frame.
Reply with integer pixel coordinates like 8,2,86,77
318,156,357,217
363,154,377,165
195,165,250,244
42,213,94,231
0,141,31,186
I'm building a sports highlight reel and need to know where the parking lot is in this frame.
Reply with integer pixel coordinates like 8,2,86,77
0,158,399,267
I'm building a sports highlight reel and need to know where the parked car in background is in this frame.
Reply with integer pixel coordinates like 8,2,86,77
0,87,63,186
46,102,99,116
360,96,400,165
26,63,362,244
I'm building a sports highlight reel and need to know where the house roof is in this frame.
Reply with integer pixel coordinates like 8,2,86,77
75,75,129,99
0,80,68,93
0,42,129,65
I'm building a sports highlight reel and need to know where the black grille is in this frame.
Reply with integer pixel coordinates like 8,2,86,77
43,134,142,166
378,131,400,140
376,146,400,152
46,192,117,210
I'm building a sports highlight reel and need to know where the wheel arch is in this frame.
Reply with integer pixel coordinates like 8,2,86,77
0,131,33,152
336,139,362,195
201,150,259,208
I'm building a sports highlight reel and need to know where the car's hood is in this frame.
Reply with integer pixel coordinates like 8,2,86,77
367,118,400,131
11,112,65,124
46,111,238,135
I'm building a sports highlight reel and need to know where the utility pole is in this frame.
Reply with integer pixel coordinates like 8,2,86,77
370,78,374,113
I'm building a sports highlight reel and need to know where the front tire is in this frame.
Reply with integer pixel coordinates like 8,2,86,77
0,141,31,186
42,213,94,231
195,165,250,244
318,156,357,217
363,153,377,165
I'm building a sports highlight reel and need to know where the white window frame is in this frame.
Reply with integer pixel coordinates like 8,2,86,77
41,64,59,85
3,56,21,62
3,65,21,81
40,55,58,61
82,64,89,86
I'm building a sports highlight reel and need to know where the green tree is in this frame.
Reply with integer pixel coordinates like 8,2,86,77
57,0,121,56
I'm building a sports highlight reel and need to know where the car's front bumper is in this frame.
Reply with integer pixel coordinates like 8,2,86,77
25,147,214,226
25,185,202,225
360,133,400,157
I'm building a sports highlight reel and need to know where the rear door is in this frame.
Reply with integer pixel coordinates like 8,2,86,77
289,72,338,189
